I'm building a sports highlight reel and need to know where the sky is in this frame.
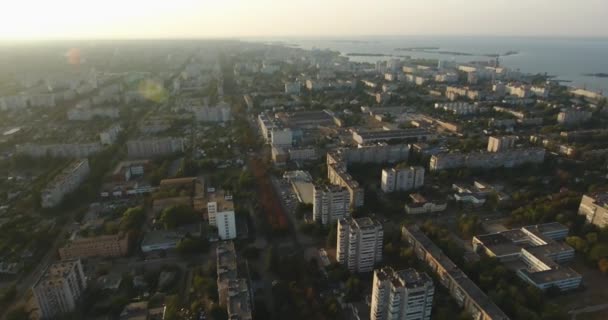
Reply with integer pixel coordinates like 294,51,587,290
1,0,607,40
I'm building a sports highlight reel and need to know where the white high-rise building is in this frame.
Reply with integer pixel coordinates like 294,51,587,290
381,166,425,193
337,217,383,273
207,190,237,240
371,267,434,320
313,185,350,225
33,259,87,319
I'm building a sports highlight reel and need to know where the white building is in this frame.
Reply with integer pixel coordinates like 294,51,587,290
270,128,293,147
100,124,123,145
126,138,185,158
487,136,517,153
41,159,90,208
284,81,301,95
33,259,87,319
557,109,592,125
17,143,102,158
578,193,608,228
381,166,425,193
337,217,383,273
371,267,434,320
194,104,232,122
313,185,350,225
207,191,237,240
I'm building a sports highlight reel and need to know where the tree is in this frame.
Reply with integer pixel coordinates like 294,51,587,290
5,308,29,320
176,237,209,256
120,207,146,231
565,236,588,253
160,205,199,229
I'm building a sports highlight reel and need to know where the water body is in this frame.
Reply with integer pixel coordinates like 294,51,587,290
259,36,608,93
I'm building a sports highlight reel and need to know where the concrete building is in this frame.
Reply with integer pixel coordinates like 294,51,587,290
126,138,185,158
430,148,545,171
434,102,478,115
100,124,123,145
337,218,383,273
487,136,517,153
207,190,237,240
473,223,581,291
557,109,592,125
270,128,293,147
402,226,510,320
67,107,120,121
17,143,102,158
42,159,90,208
381,166,425,193
313,184,350,225
371,267,434,320
352,129,434,145
287,147,317,161
404,193,447,215
59,233,129,260
285,81,301,95
578,193,608,228
216,241,252,320
33,259,87,319
194,104,232,122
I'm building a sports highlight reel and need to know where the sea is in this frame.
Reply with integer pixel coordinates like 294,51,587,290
252,36,608,94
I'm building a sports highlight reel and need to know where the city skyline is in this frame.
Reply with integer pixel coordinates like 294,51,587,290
1,0,607,40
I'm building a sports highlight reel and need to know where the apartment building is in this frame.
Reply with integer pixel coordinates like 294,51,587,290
430,148,545,171
194,104,232,122
337,218,383,273
434,102,478,115
41,159,90,208
352,129,434,145
33,259,87,319
487,136,517,153
59,233,129,259
126,138,185,159
284,81,301,95
17,142,102,158
216,241,253,319
100,124,123,145
578,193,608,228
207,190,237,240
67,107,120,121
402,225,510,320
557,109,592,125
371,267,434,320
313,184,350,225
472,223,581,291
381,166,425,193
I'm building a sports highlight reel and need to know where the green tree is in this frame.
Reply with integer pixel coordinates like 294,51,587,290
120,207,146,231
160,205,199,229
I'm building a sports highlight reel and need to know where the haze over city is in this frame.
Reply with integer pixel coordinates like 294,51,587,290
1,0,608,40
1,2,608,320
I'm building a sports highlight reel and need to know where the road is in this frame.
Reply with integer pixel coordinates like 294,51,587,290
569,303,608,320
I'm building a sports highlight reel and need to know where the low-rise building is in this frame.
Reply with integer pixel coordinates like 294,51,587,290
404,193,447,214
472,223,581,291
352,129,434,144
59,233,129,259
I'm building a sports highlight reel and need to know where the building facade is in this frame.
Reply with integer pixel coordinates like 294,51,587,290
578,194,608,228
33,259,87,319
381,166,425,193
371,267,434,320
337,218,383,273
41,159,90,208
313,185,350,225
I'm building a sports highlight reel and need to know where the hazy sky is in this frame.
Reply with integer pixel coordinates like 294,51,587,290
1,0,607,40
